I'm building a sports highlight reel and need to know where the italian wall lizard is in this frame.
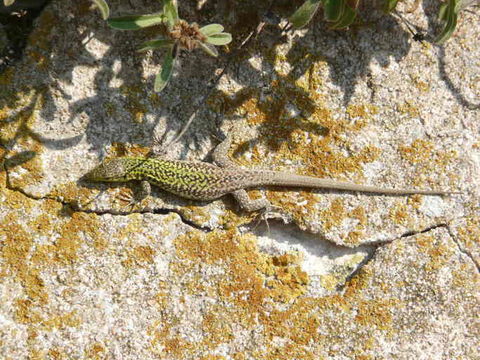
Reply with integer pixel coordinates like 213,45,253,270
84,137,455,211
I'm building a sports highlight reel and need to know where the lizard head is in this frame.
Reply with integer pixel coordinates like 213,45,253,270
84,158,129,182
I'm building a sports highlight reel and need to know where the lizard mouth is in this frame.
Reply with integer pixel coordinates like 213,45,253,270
81,169,96,181
82,165,104,182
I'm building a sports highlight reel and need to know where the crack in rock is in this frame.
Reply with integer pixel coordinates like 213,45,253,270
400,223,448,238
446,225,480,273
3,164,211,232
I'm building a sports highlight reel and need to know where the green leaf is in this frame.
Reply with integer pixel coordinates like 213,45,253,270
384,0,400,13
205,33,232,46
288,0,322,29
163,0,179,28
138,38,175,52
323,0,345,22
438,2,449,20
198,42,219,57
4,0,16,6
330,4,357,29
154,47,175,92
108,13,166,30
435,0,459,43
199,24,224,36
91,0,110,20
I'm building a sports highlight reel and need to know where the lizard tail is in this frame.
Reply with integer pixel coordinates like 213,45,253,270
253,171,454,196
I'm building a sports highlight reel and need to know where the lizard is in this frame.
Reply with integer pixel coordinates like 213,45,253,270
83,136,456,212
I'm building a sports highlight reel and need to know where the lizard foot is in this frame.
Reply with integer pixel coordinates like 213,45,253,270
117,189,139,211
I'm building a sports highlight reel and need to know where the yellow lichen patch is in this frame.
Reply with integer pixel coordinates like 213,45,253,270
41,311,82,332
148,225,460,358
114,213,143,240
180,205,212,225
320,198,346,231
84,342,106,360
109,142,150,158
1,183,36,212
15,299,43,324
266,190,318,226
15,299,79,358
218,208,257,230
121,85,149,123
0,188,107,357
415,234,454,272
27,10,56,52
54,212,103,265
0,214,49,304
1,91,49,191
265,253,309,302
389,201,412,226
8,138,45,189
397,101,420,118
199,356,227,360
355,299,400,332
344,230,364,246
201,307,235,348
150,321,194,359
320,274,338,291
0,90,43,143
346,104,379,121
351,206,367,226
454,215,480,256
122,245,156,268
163,229,314,354
295,57,329,95
49,181,95,208
399,138,458,187
407,194,423,209
414,80,430,92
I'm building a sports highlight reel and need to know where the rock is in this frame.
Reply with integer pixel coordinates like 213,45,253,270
0,0,479,357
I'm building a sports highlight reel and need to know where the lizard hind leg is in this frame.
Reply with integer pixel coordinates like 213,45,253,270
232,189,271,212
212,135,236,168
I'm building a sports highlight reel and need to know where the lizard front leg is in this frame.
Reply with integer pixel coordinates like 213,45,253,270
118,180,151,209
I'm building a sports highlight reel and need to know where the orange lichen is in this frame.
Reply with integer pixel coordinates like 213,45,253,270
120,85,149,123
123,245,156,268
355,299,400,331
344,230,364,246
0,214,49,304
397,101,420,118
389,201,412,226
84,343,106,360
147,228,410,358
415,234,454,272
49,181,95,208
454,215,480,258
180,205,213,225
399,139,458,187
0,178,106,358
320,198,346,231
